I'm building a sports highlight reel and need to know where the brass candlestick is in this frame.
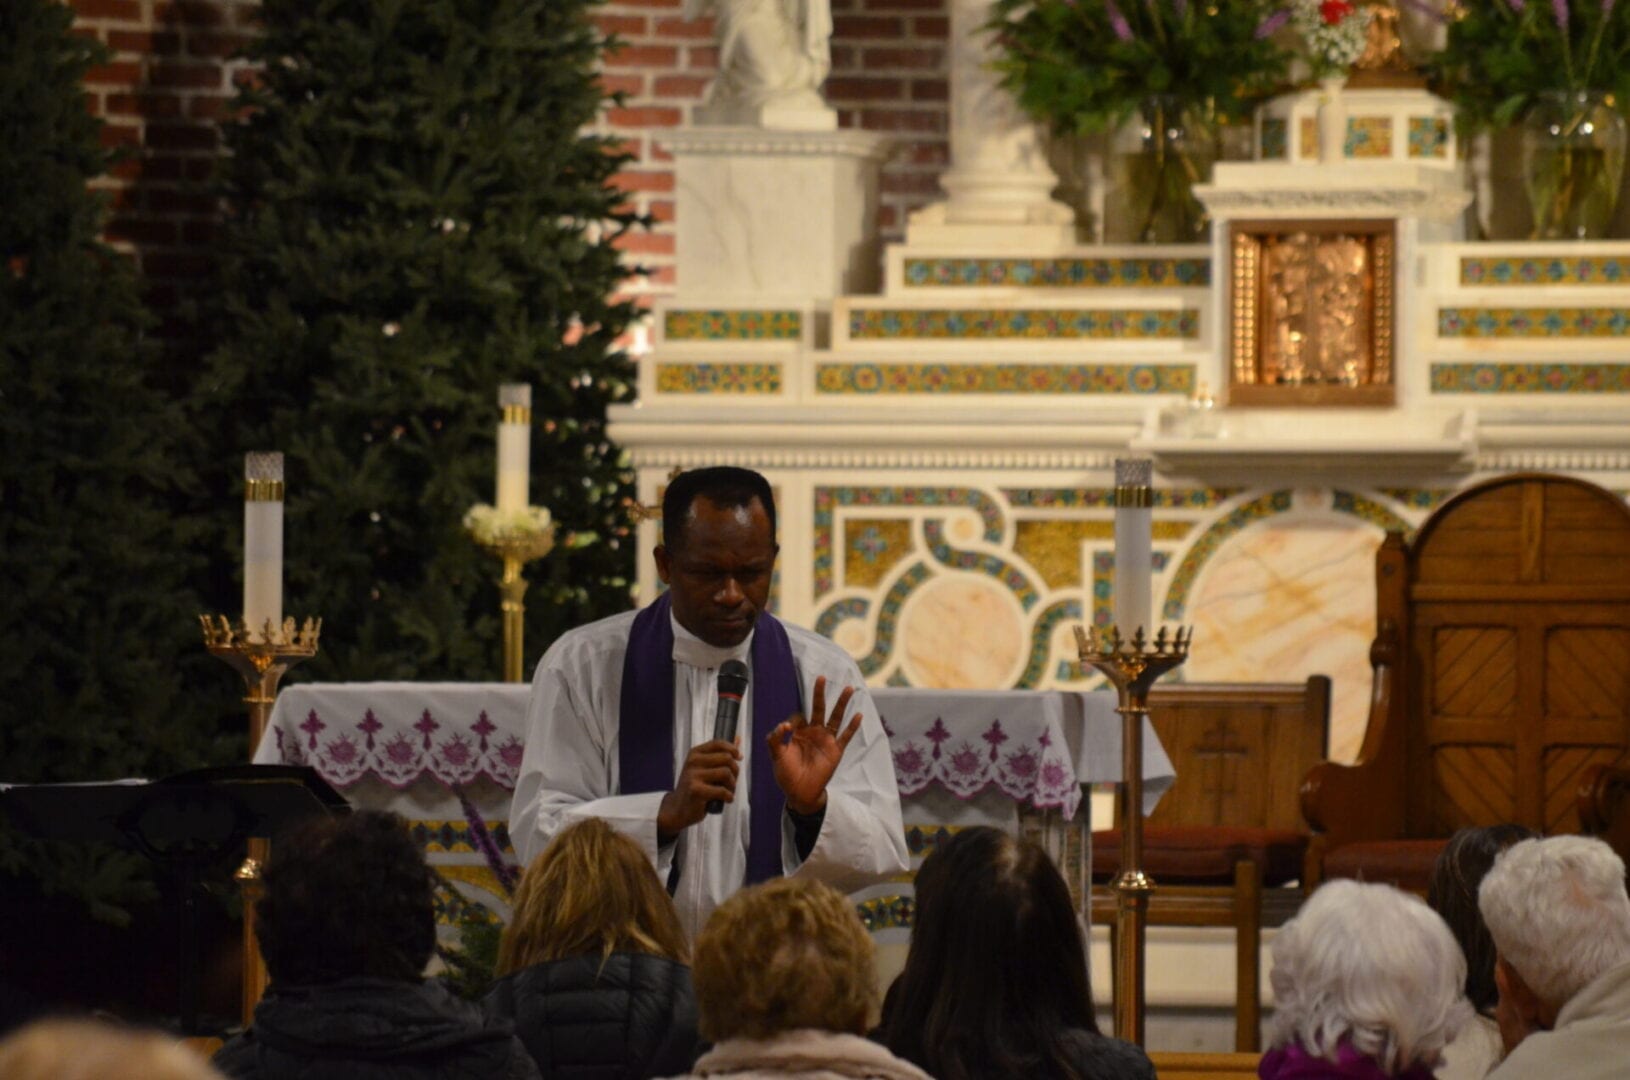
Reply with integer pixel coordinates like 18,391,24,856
200,614,321,1023
466,521,555,682
1075,623,1191,1047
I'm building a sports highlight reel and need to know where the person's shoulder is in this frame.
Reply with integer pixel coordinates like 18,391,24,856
781,619,865,677
537,610,639,671
1058,1027,1156,1080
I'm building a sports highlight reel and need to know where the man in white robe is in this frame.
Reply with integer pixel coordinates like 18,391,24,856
511,467,908,938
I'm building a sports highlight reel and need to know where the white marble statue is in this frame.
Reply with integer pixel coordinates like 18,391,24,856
685,0,835,128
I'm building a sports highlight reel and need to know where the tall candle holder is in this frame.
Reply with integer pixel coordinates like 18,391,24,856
199,614,321,1021
1074,623,1191,1047
464,508,556,682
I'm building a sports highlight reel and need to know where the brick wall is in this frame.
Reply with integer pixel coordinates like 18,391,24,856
68,0,950,331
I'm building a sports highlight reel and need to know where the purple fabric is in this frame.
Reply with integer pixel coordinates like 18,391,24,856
1258,1041,1436,1080
619,592,799,885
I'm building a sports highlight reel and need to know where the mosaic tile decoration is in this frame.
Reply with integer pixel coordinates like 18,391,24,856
1016,520,1193,590
816,362,1196,395
1260,118,1288,160
654,362,782,394
663,309,802,341
856,562,932,677
1346,116,1392,158
1019,599,1084,689
843,519,915,589
1378,488,1454,510
1437,307,1630,337
1002,487,1237,510
1430,362,1630,393
846,308,1200,341
901,257,1211,289
1460,256,1630,286
1163,491,1295,620
921,518,1041,611
856,893,915,931
1331,490,1412,534
814,486,1006,597
1093,550,1175,629
1300,117,1317,160
410,818,514,856
1408,116,1448,159
814,597,870,639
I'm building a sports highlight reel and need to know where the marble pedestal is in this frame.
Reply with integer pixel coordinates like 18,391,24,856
662,127,893,302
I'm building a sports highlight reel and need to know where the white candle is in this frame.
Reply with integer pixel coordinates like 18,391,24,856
1112,457,1153,638
496,384,531,514
244,452,284,641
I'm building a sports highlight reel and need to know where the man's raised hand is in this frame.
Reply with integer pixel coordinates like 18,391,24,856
767,675,864,816
657,739,740,842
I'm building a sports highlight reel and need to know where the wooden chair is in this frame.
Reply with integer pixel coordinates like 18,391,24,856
1149,1052,1262,1080
1092,677,1331,1052
1302,474,1630,894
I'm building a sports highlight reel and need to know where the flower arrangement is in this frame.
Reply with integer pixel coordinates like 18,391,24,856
462,503,554,544
1275,0,1374,80
987,0,1291,135
1426,0,1630,131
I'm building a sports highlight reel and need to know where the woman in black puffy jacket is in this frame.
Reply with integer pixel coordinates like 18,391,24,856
485,818,699,1080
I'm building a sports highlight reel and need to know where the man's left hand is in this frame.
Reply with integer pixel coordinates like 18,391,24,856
767,675,863,816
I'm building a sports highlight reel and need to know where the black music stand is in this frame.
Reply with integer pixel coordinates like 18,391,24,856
0,764,347,1034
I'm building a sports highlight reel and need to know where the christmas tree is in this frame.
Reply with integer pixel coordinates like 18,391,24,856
199,0,645,681
0,0,234,916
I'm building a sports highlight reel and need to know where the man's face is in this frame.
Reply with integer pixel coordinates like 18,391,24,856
654,496,777,649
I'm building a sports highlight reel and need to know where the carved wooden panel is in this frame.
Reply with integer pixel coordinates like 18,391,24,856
1546,746,1626,834
1431,746,1518,834
1429,627,1517,717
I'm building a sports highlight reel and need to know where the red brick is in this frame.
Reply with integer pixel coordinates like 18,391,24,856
86,61,144,84
605,43,679,68
152,1,227,27
612,170,675,193
107,217,178,245
860,107,943,133
606,106,682,128
148,189,218,214
106,92,184,118
600,74,646,97
138,156,186,181
686,45,718,70
182,221,219,245
652,74,709,98
878,204,899,229
904,140,950,165
911,16,949,36
653,17,713,38
146,123,218,150
99,123,142,149
188,32,254,58
601,0,682,7
143,252,213,278
649,142,673,163
881,171,943,196
829,45,856,67
187,95,235,119
647,265,677,287
909,78,948,103
594,14,648,36
108,30,182,54
648,199,675,223
184,158,215,181
72,0,143,20
835,15,904,36
150,62,225,88
826,76,903,103
614,231,675,255
861,46,941,70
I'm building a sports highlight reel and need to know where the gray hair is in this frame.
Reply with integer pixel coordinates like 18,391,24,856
1269,880,1471,1073
1478,835,1630,1008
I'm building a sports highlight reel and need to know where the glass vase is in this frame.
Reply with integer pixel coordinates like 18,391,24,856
1521,90,1628,240
1107,96,1217,244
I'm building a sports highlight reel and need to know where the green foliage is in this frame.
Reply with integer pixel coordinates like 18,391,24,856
1427,0,1630,132
0,0,238,915
198,0,645,682
987,0,1292,135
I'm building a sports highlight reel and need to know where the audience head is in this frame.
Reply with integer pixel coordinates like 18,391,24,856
656,466,779,648
0,1018,223,1080
1478,835,1630,1016
1429,824,1538,1013
691,877,875,1043
885,827,1097,1080
1269,879,1470,1074
256,809,436,986
497,817,688,976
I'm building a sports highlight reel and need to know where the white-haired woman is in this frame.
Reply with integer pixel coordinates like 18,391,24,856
1262,880,1473,1080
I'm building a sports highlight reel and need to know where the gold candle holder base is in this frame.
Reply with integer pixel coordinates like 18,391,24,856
1074,624,1192,1047
200,613,321,1025
466,521,555,683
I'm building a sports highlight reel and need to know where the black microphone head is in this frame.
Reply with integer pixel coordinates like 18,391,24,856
717,658,749,696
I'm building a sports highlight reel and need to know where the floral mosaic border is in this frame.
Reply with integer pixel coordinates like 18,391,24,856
1162,491,1294,620
654,362,782,394
814,486,1005,598
1459,256,1630,286
922,519,1041,611
856,893,915,931
1331,491,1412,534
846,308,1200,341
1437,307,1630,337
856,562,932,678
814,596,870,639
901,257,1210,289
1430,363,1630,393
410,818,514,856
1346,116,1391,158
1001,487,1236,510
1019,599,1083,689
1408,117,1448,159
1094,550,1175,630
815,362,1196,395
662,309,802,341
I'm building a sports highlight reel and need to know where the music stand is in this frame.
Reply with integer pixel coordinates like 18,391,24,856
0,764,347,1034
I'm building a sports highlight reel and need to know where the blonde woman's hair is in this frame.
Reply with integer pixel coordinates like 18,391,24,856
496,816,688,976
692,876,877,1042
0,1019,224,1080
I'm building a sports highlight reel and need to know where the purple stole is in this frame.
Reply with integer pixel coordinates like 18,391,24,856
618,593,801,885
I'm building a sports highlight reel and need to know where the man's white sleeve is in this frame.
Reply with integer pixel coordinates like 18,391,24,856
509,649,674,881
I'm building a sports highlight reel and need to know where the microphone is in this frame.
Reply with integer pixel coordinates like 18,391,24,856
706,659,750,815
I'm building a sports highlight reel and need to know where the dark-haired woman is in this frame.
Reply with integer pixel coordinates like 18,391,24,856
881,826,1154,1080
1427,825,1537,1080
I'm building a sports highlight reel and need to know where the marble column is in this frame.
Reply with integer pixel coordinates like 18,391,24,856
906,0,1076,246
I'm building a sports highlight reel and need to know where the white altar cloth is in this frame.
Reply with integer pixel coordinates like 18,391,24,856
256,682,1173,940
